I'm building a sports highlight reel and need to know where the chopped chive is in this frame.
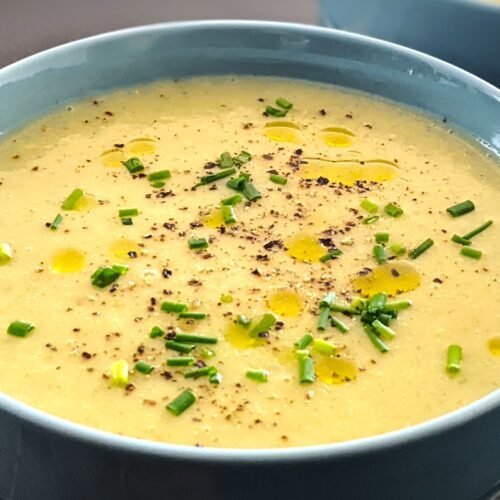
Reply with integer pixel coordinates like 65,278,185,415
147,169,171,181
161,301,188,313
363,324,389,353
237,314,251,328
319,249,342,263
195,167,237,187
200,347,216,359
241,181,262,202
123,157,145,174
110,360,129,387
377,313,392,326
221,205,237,224
188,238,209,250
446,345,462,374
451,234,471,246
91,266,121,288
390,242,406,255
219,152,234,169
250,313,277,337
221,194,243,206
178,312,207,320
121,217,133,226
317,307,330,331
375,232,389,243
7,320,35,338
209,372,223,384
149,326,165,339
226,173,250,191
166,389,196,416
175,333,217,344
276,97,293,110
320,292,336,308
246,369,269,383
329,303,351,314
61,188,84,210
151,180,166,189
298,354,315,384
382,300,412,312
384,203,404,217
265,106,287,117
135,360,154,374
234,151,252,165
372,319,396,340
373,244,388,264
295,333,314,350
118,208,139,218
165,340,195,354
362,215,380,225
360,199,378,214
295,349,309,359
330,316,349,334
367,293,387,313
270,174,288,185
409,238,434,259
220,293,233,304
166,356,195,367
185,366,217,379
462,220,493,240
313,338,336,356
49,214,63,231
446,200,475,217
0,242,13,264
111,264,128,275
349,297,366,314
460,247,482,259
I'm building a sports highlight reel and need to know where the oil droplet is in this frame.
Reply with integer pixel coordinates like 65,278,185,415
74,194,98,211
315,356,357,384
110,239,140,260
298,158,399,185
202,208,224,229
126,138,156,156
263,121,302,144
267,290,303,317
285,234,325,263
487,337,500,356
51,248,86,273
321,127,355,148
225,321,263,349
100,148,126,167
352,261,420,297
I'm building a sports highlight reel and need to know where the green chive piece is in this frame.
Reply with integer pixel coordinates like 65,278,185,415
265,106,287,117
295,333,314,350
175,333,217,344
298,354,315,384
166,356,195,367
91,266,121,288
195,167,237,187
313,338,336,356
135,360,154,374
151,180,166,189
49,214,63,231
377,313,392,326
362,215,380,225
375,232,389,243
363,324,389,353
7,320,35,338
220,293,233,304
121,217,133,226
460,247,482,259
149,326,165,339
221,194,243,206
219,152,234,169
147,169,171,181
161,301,188,313
178,312,207,320
118,208,139,218
241,181,262,202
409,238,434,259
360,199,378,214
234,151,252,165
185,366,217,379
188,238,209,250
462,220,493,240
237,315,251,328
246,369,269,383
209,372,223,385
349,297,366,314
110,360,129,387
382,300,412,312
320,292,336,308
200,347,216,359
250,313,277,337
317,307,330,331
330,316,349,334
221,205,237,224
384,203,404,217
372,319,396,340
0,242,13,264
367,293,387,313
329,303,351,314
111,264,128,275
166,389,196,416
61,188,84,210
319,249,342,263
165,340,195,354
373,244,388,264
276,97,293,110
446,345,462,374
451,234,471,246
446,200,475,218
123,157,145,174
226,173,250,191
390,243,406,255
270,174,288,185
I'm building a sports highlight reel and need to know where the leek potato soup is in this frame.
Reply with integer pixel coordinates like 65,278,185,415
0,77,498,448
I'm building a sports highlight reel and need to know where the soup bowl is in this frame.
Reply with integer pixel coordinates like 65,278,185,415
0,21,499,500
318,0,500,86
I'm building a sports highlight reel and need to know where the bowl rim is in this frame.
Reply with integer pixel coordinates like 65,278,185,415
0,19,499,462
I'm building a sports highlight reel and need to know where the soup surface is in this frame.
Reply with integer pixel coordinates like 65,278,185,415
0,77,498,448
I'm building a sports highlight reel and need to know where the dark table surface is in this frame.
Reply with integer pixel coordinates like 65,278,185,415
0,0,317,67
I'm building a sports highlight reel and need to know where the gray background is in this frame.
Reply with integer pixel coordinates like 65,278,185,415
0,0,317,67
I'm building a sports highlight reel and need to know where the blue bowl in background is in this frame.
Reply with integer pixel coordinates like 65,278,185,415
0,21,499,500
318,0,500,86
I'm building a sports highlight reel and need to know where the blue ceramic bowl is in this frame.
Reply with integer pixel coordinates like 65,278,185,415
0,21,499,500
319,0,500,86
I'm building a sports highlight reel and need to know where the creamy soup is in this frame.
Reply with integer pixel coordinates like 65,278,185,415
0,77,498,448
